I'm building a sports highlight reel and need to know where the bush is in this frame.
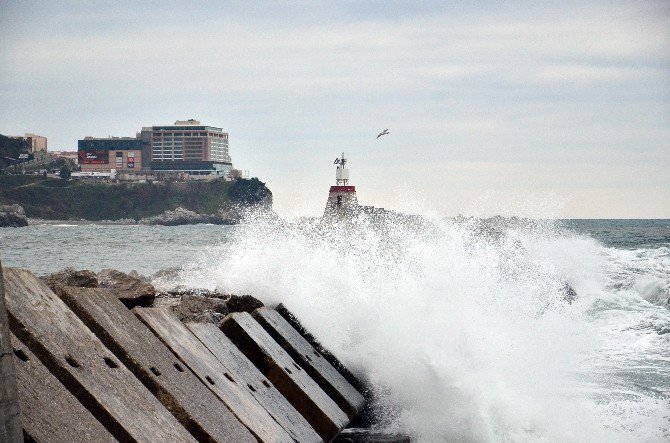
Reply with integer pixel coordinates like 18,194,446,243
227,178,272,205
59,166,71,180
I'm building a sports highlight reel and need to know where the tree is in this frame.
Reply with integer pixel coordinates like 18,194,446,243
0,134,29,168
227,177,271,205
59,165,71,180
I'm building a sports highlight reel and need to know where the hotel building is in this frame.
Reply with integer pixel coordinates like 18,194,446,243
141,119,232,176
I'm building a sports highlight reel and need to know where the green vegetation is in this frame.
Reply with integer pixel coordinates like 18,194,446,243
228,177,272,204
0,176,272,221
0,134,29,168
59,165,72,180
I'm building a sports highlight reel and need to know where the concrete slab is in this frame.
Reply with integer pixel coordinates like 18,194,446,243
3,268,196,443
276,303,366,395
187,322,321,443
134,307,294,443
219,312,349,441
10,333,115,443
0,263,22,443
59,286,255,443
253,307,364,419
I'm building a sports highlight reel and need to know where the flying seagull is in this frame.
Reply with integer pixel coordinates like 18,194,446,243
376,129,389,139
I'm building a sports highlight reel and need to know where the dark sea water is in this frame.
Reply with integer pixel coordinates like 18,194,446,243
561,219,670,249
1,217,668,442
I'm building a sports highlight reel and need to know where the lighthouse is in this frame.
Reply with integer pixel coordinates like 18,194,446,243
323,152,360,218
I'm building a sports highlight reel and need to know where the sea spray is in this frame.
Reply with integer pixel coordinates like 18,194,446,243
173,213,669,442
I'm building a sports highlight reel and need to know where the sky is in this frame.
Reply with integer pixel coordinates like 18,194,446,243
1,1,669,218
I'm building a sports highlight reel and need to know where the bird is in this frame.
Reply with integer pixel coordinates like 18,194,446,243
376,129,389,139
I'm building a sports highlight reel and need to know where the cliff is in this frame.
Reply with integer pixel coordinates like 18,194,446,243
0,175,272,223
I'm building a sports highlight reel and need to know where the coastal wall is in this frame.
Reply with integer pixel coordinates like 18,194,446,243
0,265,408,442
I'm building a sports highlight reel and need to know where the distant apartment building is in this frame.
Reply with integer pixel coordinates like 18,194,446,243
141,119,232,176
77,137,142,172
24,133,47,153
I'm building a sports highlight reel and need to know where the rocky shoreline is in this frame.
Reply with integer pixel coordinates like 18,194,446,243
0,204,28,227
42,266,270,322
3,204,275,227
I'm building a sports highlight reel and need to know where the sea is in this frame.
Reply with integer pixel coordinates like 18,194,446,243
1,217,669,442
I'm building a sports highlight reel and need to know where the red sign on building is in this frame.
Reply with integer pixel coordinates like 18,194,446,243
78,150,109,164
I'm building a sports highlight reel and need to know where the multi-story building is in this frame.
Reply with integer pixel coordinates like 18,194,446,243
77,137,143,172
141,119,232,176
25,133,47,153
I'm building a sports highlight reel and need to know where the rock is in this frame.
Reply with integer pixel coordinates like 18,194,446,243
127,270,149,282
226,294,264,314
333,428,411,443
97,269,156,308
167,295,229,323
139,207,217,226
0,204,28,227
562,283,577,304
193,311,226,324
42,267,99,291
151,291,262,323
152,296,182,309
149,266,184,291
167,288,228,299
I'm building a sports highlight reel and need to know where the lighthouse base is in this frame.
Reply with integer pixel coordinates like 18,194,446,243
323,186,360,219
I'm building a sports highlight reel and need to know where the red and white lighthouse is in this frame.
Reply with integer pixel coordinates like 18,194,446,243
323,152,359,218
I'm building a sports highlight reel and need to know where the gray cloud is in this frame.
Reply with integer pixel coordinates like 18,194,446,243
1,1,668,217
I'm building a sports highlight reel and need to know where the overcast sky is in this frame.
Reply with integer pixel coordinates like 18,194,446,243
1,1,668,218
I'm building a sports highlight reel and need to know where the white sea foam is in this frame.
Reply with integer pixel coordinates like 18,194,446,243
177,214,669,442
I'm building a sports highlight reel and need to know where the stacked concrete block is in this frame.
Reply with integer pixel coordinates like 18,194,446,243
252,307,365,419
135,307,296,443
220,312,350,441
0,263,22,443
3,268,195,442
57,286,254,443
10,333,115,442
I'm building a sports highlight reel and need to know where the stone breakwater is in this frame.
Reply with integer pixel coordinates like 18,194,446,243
0,264,410,442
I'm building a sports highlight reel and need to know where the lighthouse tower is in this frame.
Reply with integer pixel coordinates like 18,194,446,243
323,152,359,218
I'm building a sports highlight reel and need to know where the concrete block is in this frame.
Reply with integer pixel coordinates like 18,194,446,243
275,303,366,395
58,286,254,443
187,322,321,443
219,312,349,441
10,333,115,443
3,268,196,443
134,307,294,443
253,307,364,418
0,263,22,443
